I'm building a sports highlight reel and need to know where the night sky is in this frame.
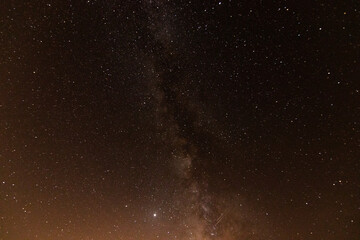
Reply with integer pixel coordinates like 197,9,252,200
1,0,360,239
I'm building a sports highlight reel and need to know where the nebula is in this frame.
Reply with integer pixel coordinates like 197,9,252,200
1,1,358,239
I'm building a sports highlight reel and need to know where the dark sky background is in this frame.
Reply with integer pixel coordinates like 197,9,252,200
1,0,360,240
